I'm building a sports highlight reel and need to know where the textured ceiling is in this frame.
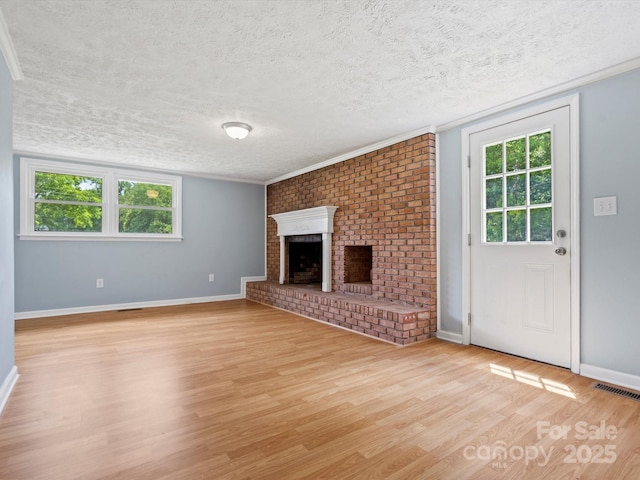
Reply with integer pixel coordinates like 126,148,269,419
2,0,640,182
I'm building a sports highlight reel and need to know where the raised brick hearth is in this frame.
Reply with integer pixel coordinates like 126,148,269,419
246,281,432,345
246,132,437,345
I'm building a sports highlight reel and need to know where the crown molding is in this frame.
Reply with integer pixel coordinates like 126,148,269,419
436,56,640,133
266,124,436,185
0,8,23,80
13,149,266,185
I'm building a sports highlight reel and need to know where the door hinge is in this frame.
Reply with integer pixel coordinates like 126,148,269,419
467,155,471,168
468,313,471,326
468,234,471,246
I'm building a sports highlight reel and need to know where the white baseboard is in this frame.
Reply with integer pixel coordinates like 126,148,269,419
436,330,463,344
14,293,244,320
241,276,267,297
15,275,269,320
580,363,640,392
0,366,19,416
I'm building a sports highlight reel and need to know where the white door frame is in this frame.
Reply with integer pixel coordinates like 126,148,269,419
461,94,581,373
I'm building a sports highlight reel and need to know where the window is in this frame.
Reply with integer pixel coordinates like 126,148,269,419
20,158,182,241
483,130,552,243
117,178,174,234
33,171,103,232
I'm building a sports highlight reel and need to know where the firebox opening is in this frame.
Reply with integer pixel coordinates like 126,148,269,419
345,245,373,284
287,235,323,285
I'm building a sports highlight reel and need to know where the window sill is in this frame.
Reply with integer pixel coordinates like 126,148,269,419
17,233,184,242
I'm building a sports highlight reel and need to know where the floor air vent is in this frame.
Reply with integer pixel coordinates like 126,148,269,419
593,382,640,401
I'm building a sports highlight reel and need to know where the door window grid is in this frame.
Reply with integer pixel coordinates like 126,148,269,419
483,130,553,243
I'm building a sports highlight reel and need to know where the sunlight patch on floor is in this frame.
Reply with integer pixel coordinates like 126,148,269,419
489,363,576,399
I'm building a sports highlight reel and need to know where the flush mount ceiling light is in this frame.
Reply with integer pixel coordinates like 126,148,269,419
222,122,252,140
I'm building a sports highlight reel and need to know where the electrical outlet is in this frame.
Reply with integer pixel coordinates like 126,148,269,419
594,196,617,216
96,278,104,288
209,273,215,282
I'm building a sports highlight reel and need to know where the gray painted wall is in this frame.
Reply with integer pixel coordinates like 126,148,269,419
14,159,265,312
0,55,15,382
439,67,640,377
437,129,464,335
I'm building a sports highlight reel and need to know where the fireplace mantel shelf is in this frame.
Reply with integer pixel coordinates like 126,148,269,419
270,206,338,237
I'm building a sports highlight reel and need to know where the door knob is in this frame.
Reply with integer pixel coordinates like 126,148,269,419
556,229,566,238
555,247,567,256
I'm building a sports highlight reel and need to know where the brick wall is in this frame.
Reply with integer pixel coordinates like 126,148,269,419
267,133,436,317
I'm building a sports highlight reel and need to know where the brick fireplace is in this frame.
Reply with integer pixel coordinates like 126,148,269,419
271,206,338,292
246,133,436,345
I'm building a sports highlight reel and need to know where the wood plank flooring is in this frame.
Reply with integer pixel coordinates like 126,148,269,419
1,300,638,479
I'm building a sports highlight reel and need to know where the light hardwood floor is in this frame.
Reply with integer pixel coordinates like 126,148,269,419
1,300,638,479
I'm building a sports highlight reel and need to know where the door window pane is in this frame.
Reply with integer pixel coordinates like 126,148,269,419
530,169,552,205
506,137,526,172
485,143,503,175
486,212,503,243
485,178,503,209
507,210,527,242
529,131,551,168
506,174,526,207
530,207,552,241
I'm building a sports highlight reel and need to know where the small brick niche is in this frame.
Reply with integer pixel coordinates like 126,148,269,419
344,245,372,283
344,246,373,295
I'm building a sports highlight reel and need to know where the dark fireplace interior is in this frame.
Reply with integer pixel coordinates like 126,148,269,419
345,245,373,283
287,235,322,284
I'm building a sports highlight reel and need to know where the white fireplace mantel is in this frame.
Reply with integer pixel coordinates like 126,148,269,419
270,206,338,292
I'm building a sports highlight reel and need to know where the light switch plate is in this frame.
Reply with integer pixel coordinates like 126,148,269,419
594,196,617,216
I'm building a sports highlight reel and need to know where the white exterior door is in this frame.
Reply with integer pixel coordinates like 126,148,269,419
469,106,571,367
